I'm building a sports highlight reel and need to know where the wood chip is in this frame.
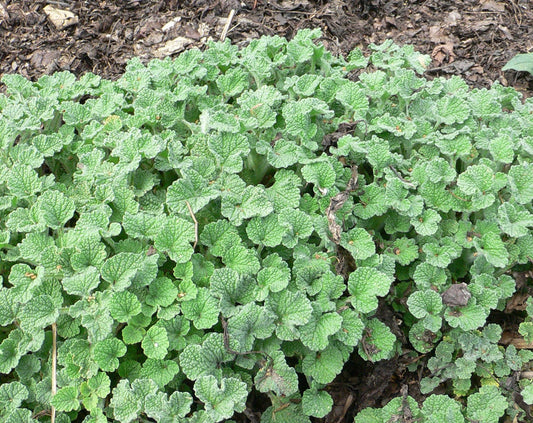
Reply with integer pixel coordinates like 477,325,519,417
43,5,78,30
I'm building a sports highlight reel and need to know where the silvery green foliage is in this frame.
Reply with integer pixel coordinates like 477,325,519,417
0,29,532,422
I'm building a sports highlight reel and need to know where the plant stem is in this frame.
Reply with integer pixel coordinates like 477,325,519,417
51,322,57,423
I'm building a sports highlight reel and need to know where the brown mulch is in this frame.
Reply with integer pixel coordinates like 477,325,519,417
1,0,533,422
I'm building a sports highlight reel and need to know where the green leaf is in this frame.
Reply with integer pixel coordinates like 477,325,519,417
179,333,233,380
335,308,365,347
300,310,342,351
302,388,333,418
388,237,419,266
181,288,219,329
489,133,515,163
122,211,163,239
411,209,442,236
266,169,302,210
121,325,145,344
265,290,313,341
38,190,76,229
194,375,247,421
407,290,443,319
145,391,192,422
51,386,80,412
227,303,276,352
101,252,140,291
444,303,487,331
146,277,178,308
502,53,533,75
466,385,507,423
358,319,396,361
154,216,195,263
457,164,494,196
109,291,142,322
110,380,142,423
340,228,375,261
208,132,250,174
200,219,242,257
62,266,101,297
222,244,260,276
0,381,28,411
142,326,169,359
335,80,369,119
353,183,388,219
216,68,249,97
221,185,274,226
210,267,257,316
475,232,508,268
19,294,59,332
508,163,533,205
140,358,180,389
301,160,336,190
348,267,393,314
436,95,470,125
254,350,298,396
166,169,220,214
498,202,533,238
521,383,533,405
256,254,291,298
7,165,42,198
93,338,127,372
278,208,314,248
0,338,21,374
301,343,345,384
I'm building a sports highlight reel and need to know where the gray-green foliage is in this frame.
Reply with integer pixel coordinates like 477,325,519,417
0,29,532,422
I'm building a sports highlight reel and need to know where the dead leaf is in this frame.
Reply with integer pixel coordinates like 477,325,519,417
428,25,449,44
445,11,461,27
431,43,456,66
480,0,506,12
441,283,471,307
43,5,78,30
505,293,530,313
498,25,513,40
500,331,533,349
162,16,181,32
154,36,193,58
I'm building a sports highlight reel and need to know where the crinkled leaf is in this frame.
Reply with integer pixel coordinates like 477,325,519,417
300,311,342,351
358,319,396,361
142,326,169,359
181,288,219,329
348,267,393,314
179,333,233,380
254,350,298,396
109,291,142,322
51,386,80,412
302,343,345,384
302,389,333,418
341,227,375,261
194,375,247,421
93,338,127,372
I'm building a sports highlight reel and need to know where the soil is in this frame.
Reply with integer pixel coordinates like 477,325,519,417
1,0,533,422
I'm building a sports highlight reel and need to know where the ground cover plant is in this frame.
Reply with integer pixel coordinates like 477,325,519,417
0,29,532,422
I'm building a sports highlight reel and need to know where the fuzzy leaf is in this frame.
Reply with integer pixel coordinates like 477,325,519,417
109,291,142,322
348,267,393,314
194,375,247,421
466,385,507,423
340,228,376,261
300,311,342,351
51,386,80,412
142,326,169,359
302,389,333,418
301,343,344,384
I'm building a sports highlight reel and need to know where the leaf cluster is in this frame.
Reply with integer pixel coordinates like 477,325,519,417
0,29,532,422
